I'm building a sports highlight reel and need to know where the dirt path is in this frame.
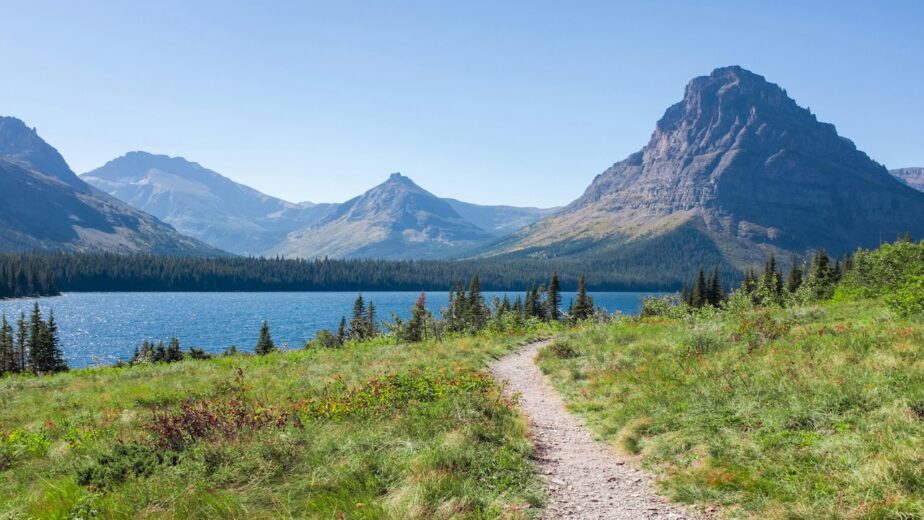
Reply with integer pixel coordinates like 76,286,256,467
491,339,698,520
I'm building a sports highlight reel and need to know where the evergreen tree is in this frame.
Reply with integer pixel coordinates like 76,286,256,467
166,336,183,362
404,293,429,343
365,301,379,338
546,272,562,321
467,275,487,331
44,310,66,372
153,341,167,362
255,320,276,355
16,312,26,372
524,286,539,318
707,266,724,306
27,303,47,373
349,294,367,340
336,316,347,346
786,255,803,293
691,268,707,308
570,274,594,321
0,315,13,373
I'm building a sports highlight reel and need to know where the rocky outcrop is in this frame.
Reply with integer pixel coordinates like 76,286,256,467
891,167,924,192
485,66,924,270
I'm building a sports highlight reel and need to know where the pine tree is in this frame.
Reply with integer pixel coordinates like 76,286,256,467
404,293,429,343
546,272,562,321
15,312,26,372
153,341,167,362
570,274,594,321
0,314,13,373
365,301,379,338
467,275,487,331
44,310,66,372
349,294,367,340
336,317,347,346
786,255,803,293
27,303,47,373
524,286,539,318
707,266,724,306
166,336,183,362
691,268,707,308
255,320,276,355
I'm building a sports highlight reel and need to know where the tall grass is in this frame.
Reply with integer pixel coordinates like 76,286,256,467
538,301,924,519
1,335,546,518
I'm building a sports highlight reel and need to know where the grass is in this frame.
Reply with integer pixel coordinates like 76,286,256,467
537,300,924,519
0,334,547,518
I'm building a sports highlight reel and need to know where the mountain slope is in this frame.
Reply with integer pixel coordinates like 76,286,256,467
83,152,334,254
483,66,924,276
891,167,924,192
443,199,560,236
0,117,223,256
270,173,494,259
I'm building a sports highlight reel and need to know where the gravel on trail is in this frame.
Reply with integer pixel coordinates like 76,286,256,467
490,339,700,520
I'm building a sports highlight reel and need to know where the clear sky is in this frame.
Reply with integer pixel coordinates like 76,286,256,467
1,1,921,207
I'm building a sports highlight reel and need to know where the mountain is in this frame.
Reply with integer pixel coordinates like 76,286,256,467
891,167,924,192
269,173,495,259
82,152,335,255
482,66,924,280
0,117,223,256
443,199,560,236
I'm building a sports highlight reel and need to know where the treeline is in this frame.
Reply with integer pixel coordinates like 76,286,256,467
0,303,68,374
309,273,597,348
661,236,923,317
0,252,682,297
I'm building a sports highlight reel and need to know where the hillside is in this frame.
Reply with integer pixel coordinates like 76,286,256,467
270,173,496,259
484,67,924,276
0,118,223,256
82,152,335,255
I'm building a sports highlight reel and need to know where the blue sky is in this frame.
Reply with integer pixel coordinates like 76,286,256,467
1,1,921,207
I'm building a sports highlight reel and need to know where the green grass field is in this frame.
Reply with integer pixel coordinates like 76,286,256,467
538,300,924,519
0,334,547,519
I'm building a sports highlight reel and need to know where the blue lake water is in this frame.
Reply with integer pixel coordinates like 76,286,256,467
0,291,661,368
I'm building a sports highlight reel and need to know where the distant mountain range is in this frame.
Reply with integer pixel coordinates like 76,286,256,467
83,156,559,258
0,117,222,256
4,66,923,280
891,167,924,192
481,66,924,278
82,152,335,254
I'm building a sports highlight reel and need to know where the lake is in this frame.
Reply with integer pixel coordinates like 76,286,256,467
0,291,661,368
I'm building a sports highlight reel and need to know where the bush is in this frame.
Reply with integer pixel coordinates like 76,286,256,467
77,444,175,489
549,339,578,359
885,275,924,317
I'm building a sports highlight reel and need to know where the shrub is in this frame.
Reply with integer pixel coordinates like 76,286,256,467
77,444,176,490
549,339,578,359
885,275,924,317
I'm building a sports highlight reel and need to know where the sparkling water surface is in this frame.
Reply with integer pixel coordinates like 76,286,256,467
0,291,661,368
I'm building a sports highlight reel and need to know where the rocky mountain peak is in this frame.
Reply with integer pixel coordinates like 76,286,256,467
0,116,82,187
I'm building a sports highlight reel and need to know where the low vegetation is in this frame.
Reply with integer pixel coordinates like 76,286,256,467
538,239,924,519
0,333,548,518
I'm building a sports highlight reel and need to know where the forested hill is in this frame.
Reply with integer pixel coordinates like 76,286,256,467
0,252,691,298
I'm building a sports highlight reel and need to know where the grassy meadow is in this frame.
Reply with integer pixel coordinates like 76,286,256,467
538,299,924,519
0,334,548,519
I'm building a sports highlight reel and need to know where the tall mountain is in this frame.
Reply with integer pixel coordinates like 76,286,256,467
0,117,223,256
483,66,924,279
269,173,494,259
82,152,334,255
891,167,924,192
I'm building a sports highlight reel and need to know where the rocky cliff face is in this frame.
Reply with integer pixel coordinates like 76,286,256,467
891,167,924,192
270,173,495,259
0,118,224,256
485,66,924,271
83,152,334,254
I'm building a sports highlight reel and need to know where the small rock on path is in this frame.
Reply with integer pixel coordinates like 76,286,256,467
490,339,699,520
